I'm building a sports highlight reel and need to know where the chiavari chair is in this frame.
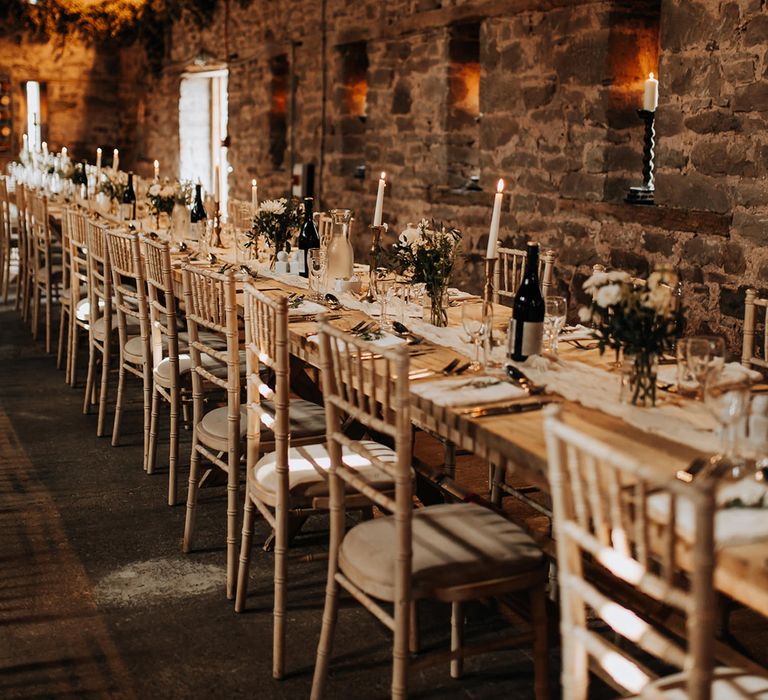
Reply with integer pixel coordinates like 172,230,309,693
0,175,17,303
544,404,768,699
84,219,130,436
493,245,556,305
310,321,549,700
181,265,245,599
742,288,768,373
56,206,73,374
66,208,91,386
234,287,356,679
14,182,31,319
28,190,62,352
104,229,150,460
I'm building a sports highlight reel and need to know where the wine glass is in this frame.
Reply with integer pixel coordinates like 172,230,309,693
308,249,326,301
544,295,567,356
478,301,494,370
686,336,726,400
704,367,751,470
462,303,486,370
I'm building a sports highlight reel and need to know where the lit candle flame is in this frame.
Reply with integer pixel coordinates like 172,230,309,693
380,171,386,180
649,72,655,79
496,178,504,193
154,159,159,168
252,178,257,186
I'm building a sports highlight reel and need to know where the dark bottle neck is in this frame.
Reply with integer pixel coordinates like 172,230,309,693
524,243,540,282
303,198,314,222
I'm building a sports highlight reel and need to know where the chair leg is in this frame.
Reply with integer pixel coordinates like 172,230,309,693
83,342,96,414
392,596,410,699
68,323,79,387
147,386,160,475
111,362,126,447
168,387,180,505
226,468,238,600
44,286,51,353
182,437,201,554
490,462,505,507
409,601,420,654
56,304,68,370
450,601,464,679
142,367,152,475
234,491,256,613
31,284,39,339
531,586,550,700
96,345,110,437
273,498,288,679
310,565,341,700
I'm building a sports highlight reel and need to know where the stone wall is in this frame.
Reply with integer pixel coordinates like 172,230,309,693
6,0,768,350
0,34,125,166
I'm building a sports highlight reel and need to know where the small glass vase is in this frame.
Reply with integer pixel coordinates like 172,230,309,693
171,201,189,242
620,350,658,407
425,284,449,328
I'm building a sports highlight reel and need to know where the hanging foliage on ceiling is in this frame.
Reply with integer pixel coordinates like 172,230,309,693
0,0,218,72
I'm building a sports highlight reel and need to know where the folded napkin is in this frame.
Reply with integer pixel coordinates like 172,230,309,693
289,300,327,316
649,478,768,548
657,361,762,389
559,325,596,342
306,332,407,351
412,376,527,407
447,288,481,302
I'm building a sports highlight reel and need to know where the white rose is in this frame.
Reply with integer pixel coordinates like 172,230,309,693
149,183,161,197
578,306,593,323
160,186,175,198
607,270,631,283
595,283,623,309
644,285,674,316
583,271,609,292
399,224,421,246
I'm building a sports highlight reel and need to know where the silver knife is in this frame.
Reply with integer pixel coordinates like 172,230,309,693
462,399,554,419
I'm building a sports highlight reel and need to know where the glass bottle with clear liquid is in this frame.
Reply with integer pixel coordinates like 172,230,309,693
325,209,354,285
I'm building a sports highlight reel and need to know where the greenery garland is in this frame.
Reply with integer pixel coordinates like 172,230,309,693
0,0,218,72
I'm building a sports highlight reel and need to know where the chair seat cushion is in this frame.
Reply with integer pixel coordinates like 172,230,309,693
123,335,146,364
178,330,227,350
92,316,138,342
250,440,395,504
636,667,768,699
339,502,544,602
196,399,326,451
153,350,247,386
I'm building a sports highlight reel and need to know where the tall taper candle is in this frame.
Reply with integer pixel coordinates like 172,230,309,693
643,72,659,112
96,147,102,170
22,133,28,153
42,141,48,158
373,171,386,226
486,178,504,259
61,146,67,160
153,159,159,181
113,148,119,172
251,179,258,212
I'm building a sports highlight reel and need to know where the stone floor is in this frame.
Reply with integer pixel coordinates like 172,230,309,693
0,303,561,699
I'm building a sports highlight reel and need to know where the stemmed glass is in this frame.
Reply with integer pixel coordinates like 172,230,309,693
462,302,493,370
685,336,726,400
704,367,751,471
308,249,327,301
544,296,567,356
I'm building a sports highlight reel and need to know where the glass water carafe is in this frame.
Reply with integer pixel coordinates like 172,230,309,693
325,209,354,283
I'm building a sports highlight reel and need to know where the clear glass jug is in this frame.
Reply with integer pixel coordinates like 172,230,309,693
325,209,354,283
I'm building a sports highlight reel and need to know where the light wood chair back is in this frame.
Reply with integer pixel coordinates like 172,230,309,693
742,288,768,371
544,405,716,700
493,246,556,304
0,176,13,302
242,284,286,473
142,236,181,374
86,219,113,348
28,190,51,287
14,182,31,315
65,208,90,385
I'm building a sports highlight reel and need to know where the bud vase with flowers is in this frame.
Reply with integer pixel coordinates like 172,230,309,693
578,268,684,407
248,197,303,270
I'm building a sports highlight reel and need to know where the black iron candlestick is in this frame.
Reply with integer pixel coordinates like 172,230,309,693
361,224,386,303
626,109,655,205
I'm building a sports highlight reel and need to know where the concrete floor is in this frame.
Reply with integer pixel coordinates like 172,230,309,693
0,304,559,699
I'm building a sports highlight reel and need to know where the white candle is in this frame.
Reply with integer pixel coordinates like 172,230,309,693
486,178,504,259
214,165,220,202
96,147,102,169
373,171,386,226
42,141,48,158
251,179,258,212
61,146,67,160
643,72,659,112
153,159,159,181
113,148,119,172
22,134,28,152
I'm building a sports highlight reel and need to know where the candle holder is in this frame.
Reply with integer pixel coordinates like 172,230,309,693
210,199,223,248
483,256,498,349
361,224,386,304
626,109,655,205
